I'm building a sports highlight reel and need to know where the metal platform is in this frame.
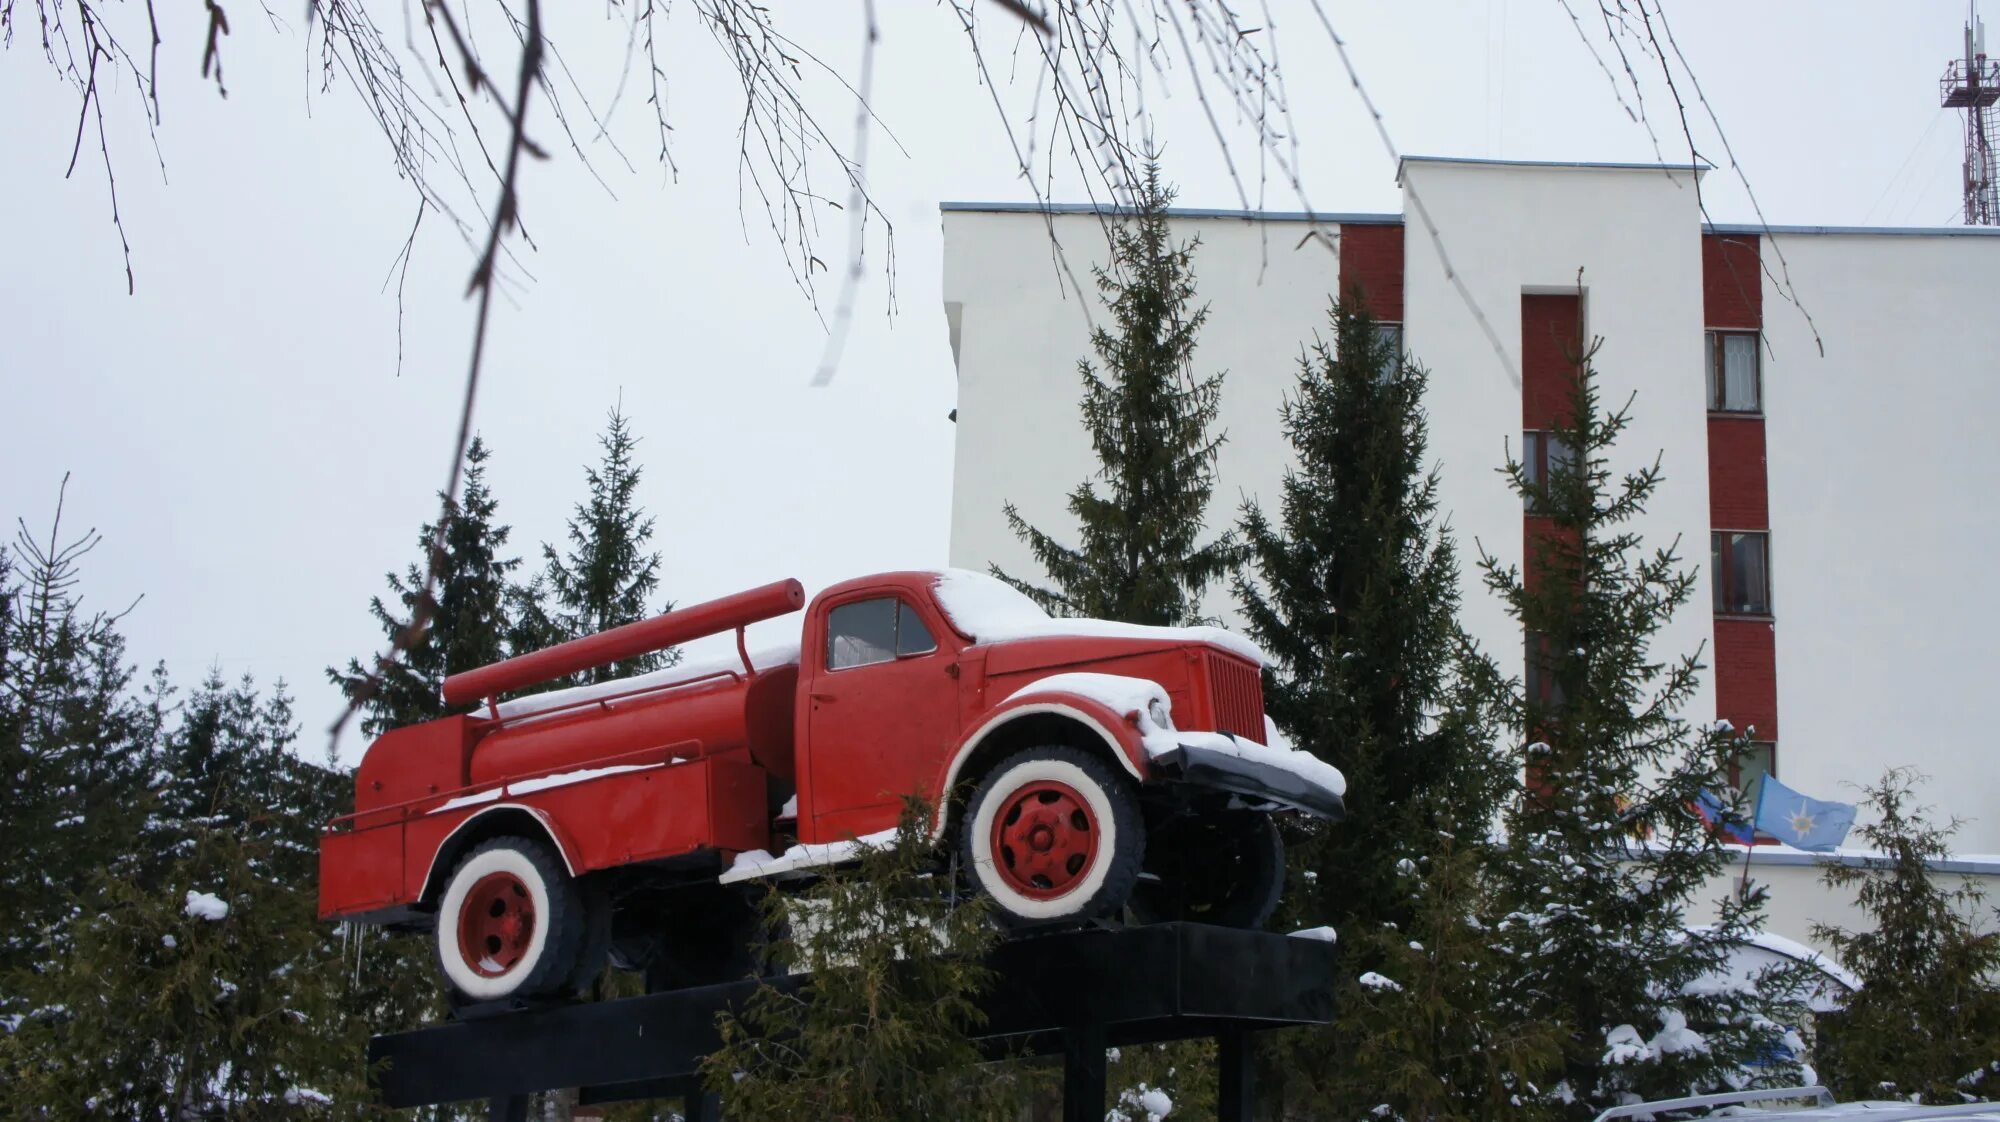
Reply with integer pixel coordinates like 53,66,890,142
368,922,1337,1122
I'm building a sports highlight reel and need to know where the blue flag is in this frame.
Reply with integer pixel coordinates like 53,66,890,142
1753,776,1857,852
1691,788,1757,845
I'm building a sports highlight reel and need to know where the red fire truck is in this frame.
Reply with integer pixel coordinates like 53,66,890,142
319,569,1345,1002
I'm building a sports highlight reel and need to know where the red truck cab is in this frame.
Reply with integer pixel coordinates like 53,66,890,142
319,569,1345,1003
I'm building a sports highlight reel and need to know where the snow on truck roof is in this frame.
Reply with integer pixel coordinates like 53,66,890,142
483,570,1265,720
930,570,1268,665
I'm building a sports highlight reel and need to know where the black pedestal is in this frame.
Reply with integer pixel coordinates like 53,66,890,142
372,922,1335,1120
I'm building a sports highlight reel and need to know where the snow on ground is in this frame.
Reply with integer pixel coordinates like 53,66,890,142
719,829,899,884
1111,1083,1175,1122
490,642,802,720
183,890,229,921
932,569,1268,665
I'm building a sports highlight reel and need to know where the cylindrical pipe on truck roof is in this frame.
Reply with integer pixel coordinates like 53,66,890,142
441,578,805,707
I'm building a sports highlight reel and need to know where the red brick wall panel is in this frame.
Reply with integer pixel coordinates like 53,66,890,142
1521,294,1582,429
1706,418,1769,529
1713,618,1779,742
1338,223,1405,321
1702,234,1762,329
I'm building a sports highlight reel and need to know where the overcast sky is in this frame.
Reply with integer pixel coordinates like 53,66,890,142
0,1,1978,761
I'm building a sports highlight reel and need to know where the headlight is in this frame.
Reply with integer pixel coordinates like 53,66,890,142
1146,697,1173,731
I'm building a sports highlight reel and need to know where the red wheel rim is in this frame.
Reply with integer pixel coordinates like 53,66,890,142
989,779,1100,900
457,871,536,977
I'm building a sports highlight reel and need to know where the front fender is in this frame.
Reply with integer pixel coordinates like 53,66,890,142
930,692,1151,838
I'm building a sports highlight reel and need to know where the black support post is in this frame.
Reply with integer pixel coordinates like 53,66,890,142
488,1095,529,1122
685,1089,724,1122
1062,1023,1108,1122
1217,1028,1253,1122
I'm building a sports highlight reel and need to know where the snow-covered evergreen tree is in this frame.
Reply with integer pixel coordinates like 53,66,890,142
994,165,1236,627
1237,296,1514,928
520,405,678,684
1236,298,1549,1117
2,672,370,1117
706,801,1021,1122
0,485,153,995
330,435,522,736
1320,832,1564,1121
1814,769,2000,1103
1479,337,1807,1115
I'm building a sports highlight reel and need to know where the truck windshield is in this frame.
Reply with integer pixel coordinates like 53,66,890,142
827,598,935,670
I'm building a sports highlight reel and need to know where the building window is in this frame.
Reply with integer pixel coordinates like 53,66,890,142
1731,741,1776,795
1521,431,1576,512
1370,322,1404,381
1524,631,1567,708
1711,531,1771,615
1706,330,1761,413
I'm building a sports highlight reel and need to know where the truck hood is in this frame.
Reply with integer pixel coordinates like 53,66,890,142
976,633,1240,679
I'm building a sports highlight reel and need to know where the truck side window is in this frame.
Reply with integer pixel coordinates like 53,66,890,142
896,605,936,657
827,598,935,670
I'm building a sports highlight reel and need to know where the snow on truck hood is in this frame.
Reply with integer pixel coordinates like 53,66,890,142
1008,672,1347,798
931,569,1269,665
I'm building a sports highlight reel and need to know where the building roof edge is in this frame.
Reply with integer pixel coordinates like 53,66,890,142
1707,221,2000,238
937,201,1402,225
1398,155,1712,177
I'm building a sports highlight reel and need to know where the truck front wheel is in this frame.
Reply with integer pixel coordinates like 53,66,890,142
435,836,587,1003
963,746,1144,927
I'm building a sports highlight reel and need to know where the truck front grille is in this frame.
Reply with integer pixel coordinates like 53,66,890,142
1206,656,1266,742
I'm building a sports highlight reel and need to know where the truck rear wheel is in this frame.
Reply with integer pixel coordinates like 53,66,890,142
435,836,587,1003
1130,810,1285,930
962,746,1143,927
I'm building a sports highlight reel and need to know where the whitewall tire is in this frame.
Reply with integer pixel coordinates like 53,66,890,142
434,836,585,1002
962,746,1143,926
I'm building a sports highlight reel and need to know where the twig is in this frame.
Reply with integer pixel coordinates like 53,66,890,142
329,0,545,751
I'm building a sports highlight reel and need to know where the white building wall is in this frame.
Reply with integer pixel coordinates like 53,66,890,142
1759,231,2000,850
942,163,2000,949
942,208,1336,621
1398,158,1715,716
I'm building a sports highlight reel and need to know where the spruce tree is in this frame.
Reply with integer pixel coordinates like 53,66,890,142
2,672,371,1117
1236,297,1514,929
1318,832,1563,1121
522,404,678,683
331,435,521,737
1814,769,2000,1103
994,165,1236,627
1479,337,1808,1115
705,801,1020,1122
1235,298,1549,1117
0,485,153,995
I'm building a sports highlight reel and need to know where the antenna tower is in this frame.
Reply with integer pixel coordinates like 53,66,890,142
1943,2,2000,224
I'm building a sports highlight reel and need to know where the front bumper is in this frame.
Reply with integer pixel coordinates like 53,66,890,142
1149,738,1347,822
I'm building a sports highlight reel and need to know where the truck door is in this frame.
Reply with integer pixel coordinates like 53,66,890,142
805,593,960,840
